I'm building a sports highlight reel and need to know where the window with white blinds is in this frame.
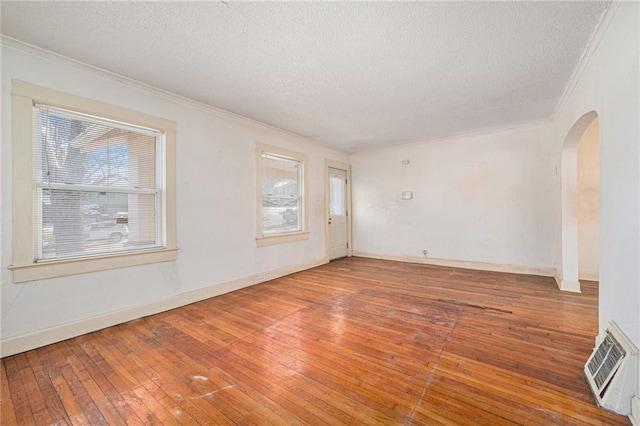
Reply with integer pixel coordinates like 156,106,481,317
261,153,302,234
34,105,163,261
256,143,308,246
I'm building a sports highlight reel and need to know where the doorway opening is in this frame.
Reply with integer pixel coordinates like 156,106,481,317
324,160,352,261
577,118,600,283
559,111,600,292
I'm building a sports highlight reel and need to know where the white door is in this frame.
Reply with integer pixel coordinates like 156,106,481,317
329,167,348,260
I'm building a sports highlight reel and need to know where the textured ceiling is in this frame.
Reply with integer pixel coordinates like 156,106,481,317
1,1,608,152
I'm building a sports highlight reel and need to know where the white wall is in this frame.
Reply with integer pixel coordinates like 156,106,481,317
348,2,639,375
554,1,638,344
552,2,639,418
2,7,638,416
577,118,599,280
0,41,348,349
350,123,557,272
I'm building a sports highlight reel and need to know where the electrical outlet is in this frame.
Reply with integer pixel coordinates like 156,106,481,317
422,249,428,257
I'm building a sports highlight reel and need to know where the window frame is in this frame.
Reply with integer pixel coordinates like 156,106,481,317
255,143,309,247
33,105,163,261
10,80,177,283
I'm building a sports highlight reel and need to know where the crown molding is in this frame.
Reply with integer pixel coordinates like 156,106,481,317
349,119,551,157
1,35,345,155
552,1,620,121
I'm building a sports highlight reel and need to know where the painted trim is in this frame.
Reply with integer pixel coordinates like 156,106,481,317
10,249,178,283
256,231,310,247
1,36,345,154
353,251,556,278
1,37,552,157
552,1,621,121
558,111,599,294
578,272,599,281
12,80,176,130
255,143,309,246
553,274,583,293
349,121,549,156
10,80,178,283
324,160,353,262
0,258,327,358
559,279,582,293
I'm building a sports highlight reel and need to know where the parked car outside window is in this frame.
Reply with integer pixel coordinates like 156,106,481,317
84,222,129,242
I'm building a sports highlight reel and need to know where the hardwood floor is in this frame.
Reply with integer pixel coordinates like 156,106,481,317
1,257,630,425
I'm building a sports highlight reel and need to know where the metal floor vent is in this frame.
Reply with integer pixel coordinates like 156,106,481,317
584,321,638,415
587,333,624,392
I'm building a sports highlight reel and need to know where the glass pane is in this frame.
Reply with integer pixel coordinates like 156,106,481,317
262,198,300,234
261,153,302,234
39,189,158,260
261,154,299,198
330,175,345,216
35,108,157,189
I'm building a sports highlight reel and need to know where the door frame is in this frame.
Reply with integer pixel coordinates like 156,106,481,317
558,110,599,293
324,160,352,262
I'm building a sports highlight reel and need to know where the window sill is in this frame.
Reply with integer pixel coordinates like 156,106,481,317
256,231,309,247
9,248,177,283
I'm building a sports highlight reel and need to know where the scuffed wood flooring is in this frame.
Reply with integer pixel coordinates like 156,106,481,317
1,257,630,425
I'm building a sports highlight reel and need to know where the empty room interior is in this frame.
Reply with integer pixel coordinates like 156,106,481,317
1,1,639,425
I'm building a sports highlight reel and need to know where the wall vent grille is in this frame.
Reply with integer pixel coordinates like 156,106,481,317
584,321,638,416
586,333,625,393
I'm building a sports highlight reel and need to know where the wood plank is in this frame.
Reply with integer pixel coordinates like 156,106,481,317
50,374,91,425
0,258,630,425
110,325,238,424
31,346,72,425
72,340,145,424
3,357,35,424
19,360,50,422
1,359,19,426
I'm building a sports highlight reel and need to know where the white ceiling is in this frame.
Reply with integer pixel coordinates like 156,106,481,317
1,1,608,152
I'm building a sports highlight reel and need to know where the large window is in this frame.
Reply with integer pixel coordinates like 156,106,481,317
10,81,176,282
256,143,308,246
34,106,162,260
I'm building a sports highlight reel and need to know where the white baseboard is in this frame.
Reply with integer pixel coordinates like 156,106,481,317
579,272,599,281
352,251,555,277
631,396,640,426
552,275,583,293
0,258,326,358
560,279,582,293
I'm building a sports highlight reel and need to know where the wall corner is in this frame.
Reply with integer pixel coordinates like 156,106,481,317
631,395,640,425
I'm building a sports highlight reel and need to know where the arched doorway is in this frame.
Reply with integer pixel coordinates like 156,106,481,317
559,111,599,292
577,119,600,282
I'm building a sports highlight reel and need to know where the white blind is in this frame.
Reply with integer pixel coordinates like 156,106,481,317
261,153,302,234
34,106,163,261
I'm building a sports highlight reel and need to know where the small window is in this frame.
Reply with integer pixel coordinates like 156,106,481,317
329,174,346,216
256,143,308,246
10,81,176,283
34,106,162,261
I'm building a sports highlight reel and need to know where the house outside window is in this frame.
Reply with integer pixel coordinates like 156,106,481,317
256,143,308,246
10,81,176,282
34,106,162,261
